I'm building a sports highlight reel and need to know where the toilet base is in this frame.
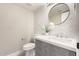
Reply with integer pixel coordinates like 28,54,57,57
25,49,35,56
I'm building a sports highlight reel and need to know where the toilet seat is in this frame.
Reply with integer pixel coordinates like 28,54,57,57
23,43,35,50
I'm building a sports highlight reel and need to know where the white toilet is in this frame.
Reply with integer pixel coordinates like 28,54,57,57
23,43,35,56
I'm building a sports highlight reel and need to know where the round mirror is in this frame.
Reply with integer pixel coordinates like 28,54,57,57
48,3,70,25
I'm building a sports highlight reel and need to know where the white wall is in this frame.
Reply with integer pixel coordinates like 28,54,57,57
34,3,77,39
0,4,34,55
34,6,49,34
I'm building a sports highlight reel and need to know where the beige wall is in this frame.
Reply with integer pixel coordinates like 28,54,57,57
0,4,34,55
74,3,79,42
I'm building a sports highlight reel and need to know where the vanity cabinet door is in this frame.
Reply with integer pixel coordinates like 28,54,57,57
49,44,76,56
35,39,50,56
35,39,76,56
49,44,69,56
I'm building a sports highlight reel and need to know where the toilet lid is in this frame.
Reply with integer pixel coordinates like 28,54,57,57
23,43,35,50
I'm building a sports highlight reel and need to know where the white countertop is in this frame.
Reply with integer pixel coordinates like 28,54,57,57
34,35,76,52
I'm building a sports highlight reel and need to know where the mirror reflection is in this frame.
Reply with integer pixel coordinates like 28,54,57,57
48,3,70,25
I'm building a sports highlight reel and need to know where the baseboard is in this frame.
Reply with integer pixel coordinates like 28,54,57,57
7,50,22,56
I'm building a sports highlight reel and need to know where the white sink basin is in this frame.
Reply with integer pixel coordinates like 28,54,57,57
49,36,76,44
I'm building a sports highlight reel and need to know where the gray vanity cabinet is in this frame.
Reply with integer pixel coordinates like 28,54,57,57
35,39,76,56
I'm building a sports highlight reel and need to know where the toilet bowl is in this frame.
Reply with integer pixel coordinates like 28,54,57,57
23,43,35,56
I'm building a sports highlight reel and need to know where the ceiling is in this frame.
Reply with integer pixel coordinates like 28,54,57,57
16,3,45,11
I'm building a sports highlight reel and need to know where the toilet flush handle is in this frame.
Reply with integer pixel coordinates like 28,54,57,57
21,37,25,41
